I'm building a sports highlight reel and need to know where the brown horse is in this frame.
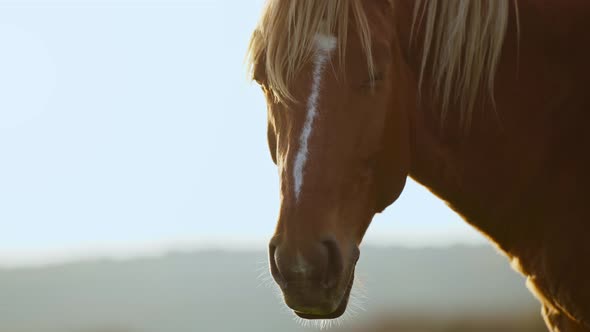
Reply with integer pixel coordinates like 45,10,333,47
246,1,590,330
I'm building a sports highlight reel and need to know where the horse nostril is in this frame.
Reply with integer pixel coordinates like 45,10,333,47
322,238,344,288
269,238,346,290
268,243,286,288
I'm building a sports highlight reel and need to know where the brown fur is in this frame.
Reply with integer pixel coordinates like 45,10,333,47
250,0,590,329
404,1,590,330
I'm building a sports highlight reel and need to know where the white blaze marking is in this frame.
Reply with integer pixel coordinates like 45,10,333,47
293,34,337,201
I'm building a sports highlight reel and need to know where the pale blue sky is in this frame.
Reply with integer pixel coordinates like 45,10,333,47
0,0,485,265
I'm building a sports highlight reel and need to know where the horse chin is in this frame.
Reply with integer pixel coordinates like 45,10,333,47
294,269,355,320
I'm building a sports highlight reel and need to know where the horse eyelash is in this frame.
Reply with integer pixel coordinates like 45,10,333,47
361,72,385,88
372,72,385,81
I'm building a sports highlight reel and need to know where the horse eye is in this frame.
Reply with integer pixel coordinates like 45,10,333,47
372,72,385,81
361,72,385,88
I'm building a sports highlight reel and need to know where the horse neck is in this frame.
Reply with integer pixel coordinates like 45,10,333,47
398,0,590,258
395,0,541,256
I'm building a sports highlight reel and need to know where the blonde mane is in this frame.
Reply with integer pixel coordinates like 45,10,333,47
247,0,515,129
412,0,515,129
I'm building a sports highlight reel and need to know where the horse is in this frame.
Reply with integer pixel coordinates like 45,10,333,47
246,1,590,330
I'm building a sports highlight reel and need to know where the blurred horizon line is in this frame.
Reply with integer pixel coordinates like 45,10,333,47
0,233,487,269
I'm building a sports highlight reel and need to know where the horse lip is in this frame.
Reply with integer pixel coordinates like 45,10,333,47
293,267,355,320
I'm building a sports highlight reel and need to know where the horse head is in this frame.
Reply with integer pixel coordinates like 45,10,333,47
248,0,412,319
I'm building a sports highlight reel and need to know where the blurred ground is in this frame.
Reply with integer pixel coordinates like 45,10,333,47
345,316,547,332
0,245,545,332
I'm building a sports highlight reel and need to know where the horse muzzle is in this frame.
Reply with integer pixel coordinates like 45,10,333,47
268,236,359,319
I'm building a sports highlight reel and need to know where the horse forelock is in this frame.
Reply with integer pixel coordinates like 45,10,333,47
247,0,516,131
246,0,375,103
